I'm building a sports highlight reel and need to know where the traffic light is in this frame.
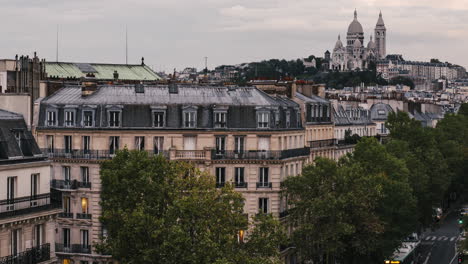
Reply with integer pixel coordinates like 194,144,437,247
459,218,464,225
459,254,464,264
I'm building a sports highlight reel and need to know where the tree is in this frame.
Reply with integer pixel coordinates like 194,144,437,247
389,76,415,89
99,149,284,264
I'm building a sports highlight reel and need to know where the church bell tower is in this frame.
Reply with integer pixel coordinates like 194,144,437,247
374,11,386,59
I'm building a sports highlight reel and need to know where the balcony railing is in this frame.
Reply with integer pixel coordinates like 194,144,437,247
76,213,92,219
0,192,61,219
212,148,310,160
51,179,91,190
55,243,91,254
256,182,272,189
234,182,248,188
174,150,206,160
308,139,336,149
0,243,50,264
58,212,74,218
41,148,169,160
279,210,289,218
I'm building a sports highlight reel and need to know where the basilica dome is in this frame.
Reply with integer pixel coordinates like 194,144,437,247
347,10,364,34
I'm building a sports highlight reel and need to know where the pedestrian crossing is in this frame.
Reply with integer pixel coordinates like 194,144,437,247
422,235,458,242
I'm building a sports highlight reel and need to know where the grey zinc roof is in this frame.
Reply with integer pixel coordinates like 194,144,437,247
295,92,329,104
42,85,282,106
0,109,23,120
370,103,394,120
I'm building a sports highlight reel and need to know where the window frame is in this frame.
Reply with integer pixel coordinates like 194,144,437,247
82,109,95,127
64,109,76,127
256,111,270,128
214,111,227,128
46,109,58,127
152,111,166,128
258,197,269,214
183,107,197,128
215,167,226,187
109,136,120,155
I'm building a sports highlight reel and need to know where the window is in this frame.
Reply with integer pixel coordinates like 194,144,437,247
135,136,145,151
46,110,57,126
63,196,71,213
46,135,54,152
259,198,269,214
82,136,90,154
109,136,120,154
216,167,226,187
34,224,44,247
183,111,196,128
257,112,270,128
81,197,88,214
235,167,245,187
153,111,165,128
215,136,226,154
7,176,16,202
63,228,71,248
234,136,245,153
64,136,72,153
11,229,21,255
109,111,121,127
83,110,94,127
153,137,164,154
64,110,75,127
214,112,227,128
377,110,385,115
13,131,22,149
183,136,196,151
285,111,290,128
81,230,89,249
297,112,301,127
31,174,39,198
63,166,71,183
258,167,269,188
81,167,89,183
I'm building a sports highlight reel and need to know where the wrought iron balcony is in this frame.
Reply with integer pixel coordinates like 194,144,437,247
212,148,310,160
0,192,62,219
55,243,91,254
0,243,50,264
234,182,248,188
58,212,74,218
51,179,92,190
308,139,336,149
76,213,92,219
41,148,170,160
256,182,272,189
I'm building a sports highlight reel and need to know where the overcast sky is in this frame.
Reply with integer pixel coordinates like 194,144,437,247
1,0,467,71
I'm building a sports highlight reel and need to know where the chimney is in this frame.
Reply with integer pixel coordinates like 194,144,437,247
141,57,145,65
81,76,97,97
113,70,119,80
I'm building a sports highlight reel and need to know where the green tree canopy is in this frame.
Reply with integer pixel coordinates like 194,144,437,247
99,149,285,264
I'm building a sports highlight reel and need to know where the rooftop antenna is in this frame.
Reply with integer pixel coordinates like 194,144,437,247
125,26,128,64
204,56,208,78
56,25,59,62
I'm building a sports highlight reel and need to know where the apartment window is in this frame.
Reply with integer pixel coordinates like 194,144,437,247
63,166,71,182
216,167,226,187
153,137,164,154
63,196,71,213
215,136,226,154
34,224,44,247
64,110,75,127
109,136,120,154
258,167,269,188
135,136,145,151
183,111,196,128
13,131,22,149
285,111,291,128
46,135,54,152
234,136,245,153
257,112,270,128
64,136,72,153
63,228,71,248
46,110,57,126
81,230,89,249
275,111,280,126
259,198,269,214
11,229,21,255
109,111,121,127
31,174,39,198
153,111,165,128
81,167,89,183
82,136,90,154
214,112,227,128
235,167,245,187
297,112,301,127
81,197,89,214
7,177,16,204
83,110,94,127
183,136,196,151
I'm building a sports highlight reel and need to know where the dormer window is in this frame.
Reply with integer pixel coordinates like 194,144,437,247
257,112,270,128
64,110,75,127
183,106,197,128
285,111,291,128
109,111,121,127
297,112,301,127
46,110,57,126
153,111,165,128
82,110,94,127
214,112,227,128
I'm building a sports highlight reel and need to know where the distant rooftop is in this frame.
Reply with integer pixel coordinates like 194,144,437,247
44,61,161,81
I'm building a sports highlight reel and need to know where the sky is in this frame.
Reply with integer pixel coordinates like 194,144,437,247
1,0,467,72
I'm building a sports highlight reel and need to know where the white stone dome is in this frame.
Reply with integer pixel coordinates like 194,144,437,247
334,35,344,50
367,36,376,49
347,10,364,34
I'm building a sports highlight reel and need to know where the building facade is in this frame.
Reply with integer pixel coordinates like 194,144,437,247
34,83,310,263
330,10,386,71
0,109,61,264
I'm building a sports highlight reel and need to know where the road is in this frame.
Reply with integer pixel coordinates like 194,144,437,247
420,211,461,264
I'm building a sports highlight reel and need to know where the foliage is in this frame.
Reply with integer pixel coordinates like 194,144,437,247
389,76,415,90
343,129,361,144
99,149,284,264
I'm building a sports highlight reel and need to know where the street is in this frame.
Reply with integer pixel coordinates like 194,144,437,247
420,211,461,264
